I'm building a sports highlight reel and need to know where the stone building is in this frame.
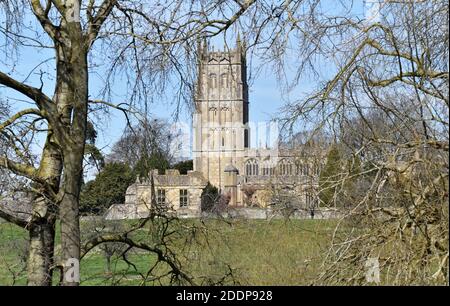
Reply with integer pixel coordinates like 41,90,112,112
110,38,322,219
192,36,249,190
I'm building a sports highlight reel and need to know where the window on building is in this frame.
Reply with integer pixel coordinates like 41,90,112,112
298,163,309,176
304,164,309,176
261,161,275,176
305,191,317,209
244,129,249,148
279,159,293,176
209,106,217,121
245,159,259,176
221,106,230,122
156,189,166,206
179,189,189,207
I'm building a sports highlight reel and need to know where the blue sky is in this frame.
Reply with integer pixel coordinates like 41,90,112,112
0,36,311,156
0,0,369,160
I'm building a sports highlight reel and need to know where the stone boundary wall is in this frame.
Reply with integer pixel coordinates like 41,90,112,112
202,207,343,220
103,204,343,220
104,204,149,220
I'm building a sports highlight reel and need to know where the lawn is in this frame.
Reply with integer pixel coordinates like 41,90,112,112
0,218,336,285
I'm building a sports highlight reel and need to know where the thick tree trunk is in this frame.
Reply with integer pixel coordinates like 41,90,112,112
27,137,61,286
27,218,55,286
55,22,88,286
59,153,84,286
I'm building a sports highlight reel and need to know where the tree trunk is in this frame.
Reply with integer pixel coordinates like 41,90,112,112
27,137,62,286
55,21,88,286
59,153,84,286
27,218,55,286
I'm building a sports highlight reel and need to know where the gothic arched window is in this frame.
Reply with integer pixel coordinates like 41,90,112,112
209,106,217,121
278,159,293,176
297,163,309,176
297,163,304,175
245,159,259,176
221,106,230,122
261,160,275,176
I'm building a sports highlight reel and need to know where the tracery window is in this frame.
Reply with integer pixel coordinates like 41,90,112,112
261,160,275,176
278,159,293,176
245,159,259,176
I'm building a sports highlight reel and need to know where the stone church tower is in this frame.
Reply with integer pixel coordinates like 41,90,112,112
192,37,249,191
115,38,322,218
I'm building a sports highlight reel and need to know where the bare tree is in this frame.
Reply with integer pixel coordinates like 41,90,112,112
266,1,449,284
107,117,175,168
1,0,446,286
0,0,268,286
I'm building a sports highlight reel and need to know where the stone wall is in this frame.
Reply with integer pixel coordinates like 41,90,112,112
104,205,343,221
202,207,343,220
104,204,149,220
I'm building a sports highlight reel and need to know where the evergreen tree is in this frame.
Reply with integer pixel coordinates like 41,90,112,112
80,162,135,214
318,145,343,206
341,154,362,207
201,183,219,212
172,160,193,174
83,121,105,184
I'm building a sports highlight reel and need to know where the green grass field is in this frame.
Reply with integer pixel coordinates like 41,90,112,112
0,218,336,285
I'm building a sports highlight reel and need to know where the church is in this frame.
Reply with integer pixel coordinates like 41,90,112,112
109,38,321,219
